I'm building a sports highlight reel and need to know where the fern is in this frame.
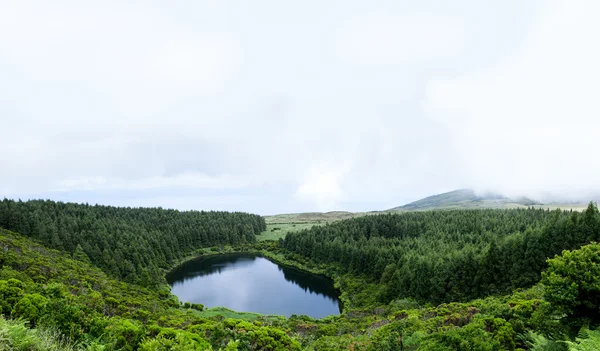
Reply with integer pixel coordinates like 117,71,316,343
0,316,78,351
524,331,567,351
565,328,600,351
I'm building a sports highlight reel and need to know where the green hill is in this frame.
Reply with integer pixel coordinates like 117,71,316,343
0,227,300,350
3,200,600,350
260,189,591,241
389,188,541,211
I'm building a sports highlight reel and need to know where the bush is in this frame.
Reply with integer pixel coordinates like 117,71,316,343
191,303,204,311
12,294,47,326
104,317,145,351
139,329,212,351
0,279,25,315
542,243,600,327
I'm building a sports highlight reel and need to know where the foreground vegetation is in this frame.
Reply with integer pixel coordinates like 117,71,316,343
1,200,600,349
0,228,300,350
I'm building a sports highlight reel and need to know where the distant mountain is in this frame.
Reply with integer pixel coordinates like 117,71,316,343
388,189,541,211
267,190,591,227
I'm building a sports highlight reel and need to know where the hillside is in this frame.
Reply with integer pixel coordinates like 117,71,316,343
3,201,600,349
0,226,551,350
389,188,557,211
0,199,266,287
259,189,593,243
0,227,302,350
266,189,591,227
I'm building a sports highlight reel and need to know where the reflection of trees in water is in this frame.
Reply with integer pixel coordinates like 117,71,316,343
168,253,341,308
278,265,340,303
167,254,257,284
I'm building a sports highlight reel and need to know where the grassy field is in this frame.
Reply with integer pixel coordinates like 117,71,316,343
191,307,285,322
257,211,373,241
264,211,368,224
257,222,322,241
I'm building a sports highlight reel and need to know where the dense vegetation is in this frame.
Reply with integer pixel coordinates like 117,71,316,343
0,228,300,350
0,199,265,286
2,199,600,350
283,206,600,304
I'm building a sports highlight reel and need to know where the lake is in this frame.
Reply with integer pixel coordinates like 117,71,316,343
166,253,341,318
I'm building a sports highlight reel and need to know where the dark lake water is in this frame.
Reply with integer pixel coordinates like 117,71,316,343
166,253,341,318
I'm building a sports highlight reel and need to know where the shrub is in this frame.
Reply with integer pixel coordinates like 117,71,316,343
12,294,47,326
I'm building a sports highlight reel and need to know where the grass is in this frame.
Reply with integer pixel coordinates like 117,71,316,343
191,307,285,323
265,211,366,224
258,211,372,241
0,317,78,351
257,222,323,241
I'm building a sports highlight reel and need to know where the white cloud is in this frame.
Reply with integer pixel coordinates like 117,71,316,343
425,0,600,199
54,172,251,192
143,36,240,91
295,167,345,211
0,1,241,121
334,11,469,66
3,1,595,213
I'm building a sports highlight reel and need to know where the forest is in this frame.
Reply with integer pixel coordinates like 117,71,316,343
282,207,600,303
1,199,600,350
0,199,265,286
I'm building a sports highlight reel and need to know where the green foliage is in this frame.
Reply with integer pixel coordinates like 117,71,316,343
525,332,567,351
192,307,283,323
0,278,25,314
565,328,600,350
104,317,145,350
139,329,212,350
191,303,204,311
2,202,600,350
223,339,240,350
0,227,304,350
73,244,92,264
0,198,266,286
283,205,600,304
0,316,77,351
12,293,47,325
542,241,600,327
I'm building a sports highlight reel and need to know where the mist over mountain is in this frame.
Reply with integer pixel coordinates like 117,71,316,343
389,188,595,212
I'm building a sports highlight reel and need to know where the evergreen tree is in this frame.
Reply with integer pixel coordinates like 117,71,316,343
72,244,91,264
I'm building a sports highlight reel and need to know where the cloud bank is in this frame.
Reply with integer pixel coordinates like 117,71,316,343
1,0,597,213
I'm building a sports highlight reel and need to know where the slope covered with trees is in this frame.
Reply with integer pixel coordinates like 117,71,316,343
3,199,600,349
4,224,600,350
0,199,266,286
283,205,600,304
0,227,300,350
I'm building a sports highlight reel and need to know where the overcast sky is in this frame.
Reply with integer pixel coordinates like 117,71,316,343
1,0,599,214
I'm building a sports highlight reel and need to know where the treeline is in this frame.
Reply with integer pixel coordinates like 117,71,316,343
0,199,266,286
283,205,600,304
